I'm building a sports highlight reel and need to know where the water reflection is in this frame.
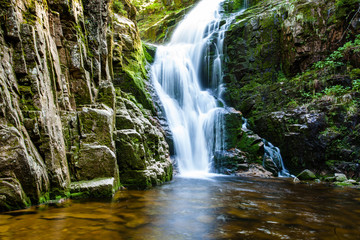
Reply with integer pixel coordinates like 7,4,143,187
1,176,360,239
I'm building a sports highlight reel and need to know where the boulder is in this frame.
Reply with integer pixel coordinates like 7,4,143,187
236,164,273,178
213,149,248,174
297,169,317,180
70,178,118,199
75,144,119,181
335,173,347,182
0,178,30,211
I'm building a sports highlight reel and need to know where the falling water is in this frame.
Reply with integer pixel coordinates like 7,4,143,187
151,0,241,176
263,140,294,177
242,120,293,177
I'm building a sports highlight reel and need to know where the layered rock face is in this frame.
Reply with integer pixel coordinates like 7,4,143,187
0,0,172,211
224,0,360,175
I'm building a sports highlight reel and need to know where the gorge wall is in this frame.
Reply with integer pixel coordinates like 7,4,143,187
0,0,172,211
224,0,360,176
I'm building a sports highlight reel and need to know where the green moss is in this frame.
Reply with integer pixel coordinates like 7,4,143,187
39,192,50,204
120,170,153,189
18,85,39,111
114,44,155,113
112,0,127,16
142,42,156,63
23,0,37,25
49,188,70,200
334,181,353,187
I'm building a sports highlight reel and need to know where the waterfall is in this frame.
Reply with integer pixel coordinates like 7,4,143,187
152,0,242,176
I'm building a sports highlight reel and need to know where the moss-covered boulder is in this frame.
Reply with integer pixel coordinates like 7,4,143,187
70,177,119,199
297,169,317,180
224,109,264,161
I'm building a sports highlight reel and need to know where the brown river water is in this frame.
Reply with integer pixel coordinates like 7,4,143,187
1,176,360,240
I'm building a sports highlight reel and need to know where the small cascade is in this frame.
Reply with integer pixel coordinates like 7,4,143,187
242,118,293,177
263,140,294,177
241,117,250,129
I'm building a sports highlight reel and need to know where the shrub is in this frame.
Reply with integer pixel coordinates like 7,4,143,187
323,85,350,96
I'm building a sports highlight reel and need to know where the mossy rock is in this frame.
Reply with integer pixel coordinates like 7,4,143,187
120,170,153,189
297,169,317,180
0,178,31,211
70,178,119,199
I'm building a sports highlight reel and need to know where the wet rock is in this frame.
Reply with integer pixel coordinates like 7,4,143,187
0,125,49,203
0,178,30,211
293,177,300,183
263,157,279,177
323,176,337,182
0,0,173,211
70,178,118,199
297,169,317,180
114,95,172,189
335,173,347,182
213,149,248,174
78,104,115,150
235,164,273,178
224,109,264,161
76,144,118,181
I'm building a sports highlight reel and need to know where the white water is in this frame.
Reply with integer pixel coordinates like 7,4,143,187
263,140,294,177
152,0,292,178
242,119,293,177
151,0,237,176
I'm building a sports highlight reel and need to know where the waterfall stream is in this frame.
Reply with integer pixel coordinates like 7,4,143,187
151,0,235,176
152,0,291,177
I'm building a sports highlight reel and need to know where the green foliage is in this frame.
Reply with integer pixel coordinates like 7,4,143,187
313,34,360,71
286,99,298,108
353,79,360,91
144,1,163,12
323,85,350,96
113,0,127,15
313,59,343,71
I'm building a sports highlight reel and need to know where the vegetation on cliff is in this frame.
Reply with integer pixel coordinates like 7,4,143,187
224,0,360,177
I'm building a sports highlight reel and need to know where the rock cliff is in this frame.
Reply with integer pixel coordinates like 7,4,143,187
224,0,360,176
0,0,172,211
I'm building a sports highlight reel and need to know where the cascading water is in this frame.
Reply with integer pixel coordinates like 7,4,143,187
151,0,241,176
152,0,292,178
241,119,293,177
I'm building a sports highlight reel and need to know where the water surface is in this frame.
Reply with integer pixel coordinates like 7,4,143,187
1,176,360,239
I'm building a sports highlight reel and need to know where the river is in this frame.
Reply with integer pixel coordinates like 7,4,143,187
1,176,360,239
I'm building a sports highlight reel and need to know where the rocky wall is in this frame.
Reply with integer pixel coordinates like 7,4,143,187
224,0,360,176
0,0,172,211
